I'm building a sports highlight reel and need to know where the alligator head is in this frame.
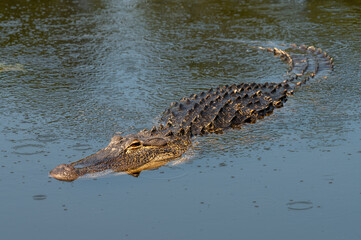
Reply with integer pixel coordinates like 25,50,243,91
50,131,191,181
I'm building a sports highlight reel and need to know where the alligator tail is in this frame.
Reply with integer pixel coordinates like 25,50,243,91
259,43,334,90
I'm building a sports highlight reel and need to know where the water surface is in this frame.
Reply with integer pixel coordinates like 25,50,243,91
1,0,361,239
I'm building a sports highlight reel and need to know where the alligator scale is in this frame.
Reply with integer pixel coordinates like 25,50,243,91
50,44,334,181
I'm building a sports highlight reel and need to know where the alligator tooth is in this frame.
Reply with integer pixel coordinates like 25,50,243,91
205,94,211,100
207,88,213,93
250,109,257,115
271,87,277,93
246,101,253,107
243,93,249,99
222,92,229,98
170,102,178,107
299,45,307,50
237,83,244,88
199,98,205,104
254,99,261,105
193,103,199,110
256,90,262,95
159,124,164,130
251,93,257,98
185,99,191,104
200,91,205,97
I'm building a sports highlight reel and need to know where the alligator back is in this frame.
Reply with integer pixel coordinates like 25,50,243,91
158,44,333,137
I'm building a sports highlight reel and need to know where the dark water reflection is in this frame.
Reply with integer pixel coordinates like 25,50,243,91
1,0,361,239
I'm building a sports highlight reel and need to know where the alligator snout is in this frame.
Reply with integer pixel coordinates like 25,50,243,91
50,164,79,181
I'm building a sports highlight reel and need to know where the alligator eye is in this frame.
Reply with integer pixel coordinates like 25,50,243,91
128,140,142,149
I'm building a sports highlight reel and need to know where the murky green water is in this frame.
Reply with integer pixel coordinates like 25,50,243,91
1,0,361,239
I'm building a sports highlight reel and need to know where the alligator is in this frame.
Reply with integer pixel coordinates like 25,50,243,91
50,43,334,181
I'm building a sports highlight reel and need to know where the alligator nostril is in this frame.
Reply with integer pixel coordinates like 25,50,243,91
50,164,79,181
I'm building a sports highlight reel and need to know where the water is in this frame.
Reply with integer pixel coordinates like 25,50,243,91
1,0,361,239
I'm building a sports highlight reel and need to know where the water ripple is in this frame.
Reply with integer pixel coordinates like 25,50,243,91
12,143,45,156
287,201,314,211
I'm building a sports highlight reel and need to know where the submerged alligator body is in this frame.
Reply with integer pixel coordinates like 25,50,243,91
50,44,334,181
